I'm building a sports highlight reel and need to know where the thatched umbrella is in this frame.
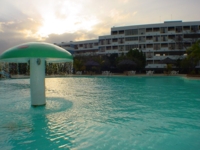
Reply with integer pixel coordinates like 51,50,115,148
118,59,136,66
85,60,99,66
85,60,99,72
118,59,136,71
161,57,177,74
160,57,176,64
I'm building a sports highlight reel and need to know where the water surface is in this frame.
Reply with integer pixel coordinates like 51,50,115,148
0,76,200,150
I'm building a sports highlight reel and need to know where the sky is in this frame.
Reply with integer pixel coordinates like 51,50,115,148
0,0,200,54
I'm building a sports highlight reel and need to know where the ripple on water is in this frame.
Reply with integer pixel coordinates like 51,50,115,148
0,76,200,150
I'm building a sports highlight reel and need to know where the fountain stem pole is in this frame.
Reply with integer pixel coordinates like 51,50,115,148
30,58,46,106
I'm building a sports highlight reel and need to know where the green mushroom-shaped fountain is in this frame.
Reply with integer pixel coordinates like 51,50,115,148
0,42,73,106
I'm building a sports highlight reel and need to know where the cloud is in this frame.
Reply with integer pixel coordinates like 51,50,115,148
0,17,42,54
0,0,200,55
0,1,25,22
45,30,99,44
118,0,130,3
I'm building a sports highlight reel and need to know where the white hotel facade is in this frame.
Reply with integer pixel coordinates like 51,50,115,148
56,21,200,70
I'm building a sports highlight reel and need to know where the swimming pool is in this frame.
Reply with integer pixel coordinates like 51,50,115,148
0,76,200,149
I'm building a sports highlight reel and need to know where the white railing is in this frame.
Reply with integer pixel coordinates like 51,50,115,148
102,71,112,76
145,64,167,68
146,70,154,75
152,55,186,60
128,70,136,75
170,70,179,75
76,71,82,75
0,70,11,78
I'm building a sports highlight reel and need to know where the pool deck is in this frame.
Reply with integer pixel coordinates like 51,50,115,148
2,73,200,80
8,73,187,78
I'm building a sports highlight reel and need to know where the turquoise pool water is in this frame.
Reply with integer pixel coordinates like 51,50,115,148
0,76,200,150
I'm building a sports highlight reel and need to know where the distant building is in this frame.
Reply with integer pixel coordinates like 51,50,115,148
55,21,200,70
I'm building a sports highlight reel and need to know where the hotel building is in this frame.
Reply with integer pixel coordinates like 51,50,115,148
55,21,200,70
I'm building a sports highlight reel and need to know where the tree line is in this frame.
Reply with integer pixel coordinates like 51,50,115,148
1,41,200,75
73,49,146,74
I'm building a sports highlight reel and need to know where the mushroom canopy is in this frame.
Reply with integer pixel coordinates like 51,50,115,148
0,42,73,63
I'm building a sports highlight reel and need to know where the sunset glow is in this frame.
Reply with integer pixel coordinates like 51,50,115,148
37,13,99,37
36,1,99,37
0,0,200,53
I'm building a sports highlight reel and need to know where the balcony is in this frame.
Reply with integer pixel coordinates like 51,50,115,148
146,54,154,58
153,55,186,60
153,46,160,50
111,31,118,35
139,39,146,43
118,41,124,44
153,38,160,42
183,26,190,33
145,64,167,69
168,27,175,33
119,30,124,34
112,46,118,50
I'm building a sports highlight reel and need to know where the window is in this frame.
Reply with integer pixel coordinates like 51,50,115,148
125,37,138,41
111,31,118,35
154,44,160,50
191,26,198,32
106,46,111,50
99,40,104,45
183,26,190,30
112,38,118,42
176,43,183,49
184,42,191,48
119,45,124,51
168,35,175,39
161,35,167,41
74,45,78,49
119,30,124,34
139,44,145,49
106,39,111,44
125,29,138,35
138,28,145,35
63,44,70,47
99,47,105,51
154,36,160,42
176,26,182,33
146,36,153,40
146,52,153,58
139,36,145,42
153,27,160,32
146,28,152,32
184,34,200,38
118,38,124,43
125,45,138,50
160,27,167,33
147,44,153,48
89,43,93,48
113,46,118,49
168,27,175,31
169,43,175,50
161,43,168,47
175,35,183,42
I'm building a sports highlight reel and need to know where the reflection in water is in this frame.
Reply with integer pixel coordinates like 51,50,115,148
0,93,73,149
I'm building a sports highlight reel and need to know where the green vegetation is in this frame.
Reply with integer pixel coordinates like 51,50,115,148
166,64,172,75
45,62,72,75
122,49,146,71
2,42,200,75
181,40,200,74
73,49,146,74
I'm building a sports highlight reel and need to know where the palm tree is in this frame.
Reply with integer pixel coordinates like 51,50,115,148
73,59,85,72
